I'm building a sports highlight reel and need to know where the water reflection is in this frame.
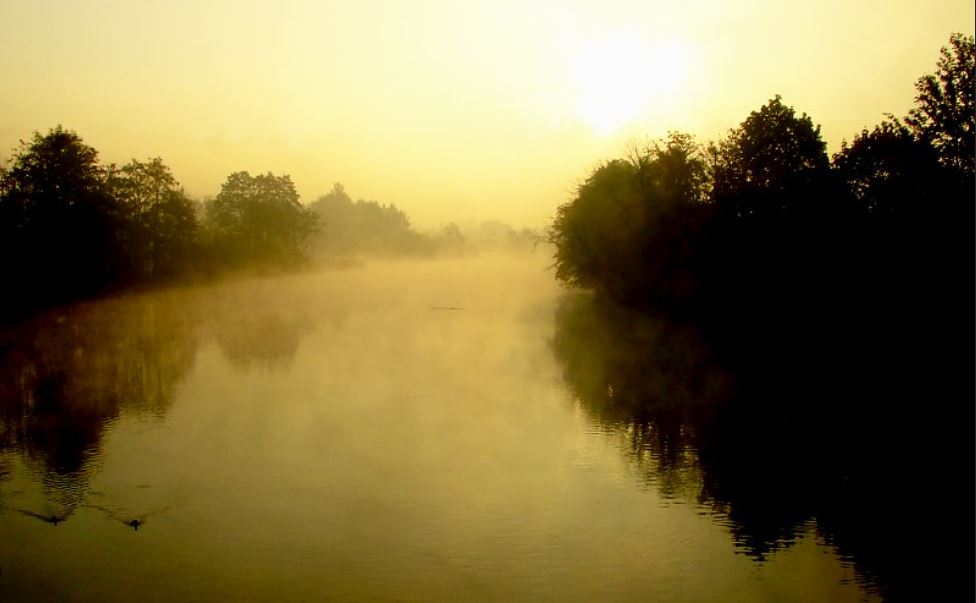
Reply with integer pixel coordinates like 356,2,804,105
208,280,310,371
0,291,201,477
86,502,175,531
551,291,972,602
0,281,311,508
0,262,967,601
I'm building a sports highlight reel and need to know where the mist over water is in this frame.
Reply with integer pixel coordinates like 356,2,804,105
0,255,888,601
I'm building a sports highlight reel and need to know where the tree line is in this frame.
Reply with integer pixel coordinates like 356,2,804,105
547,36,974,599
309,183,540,257
548,33,973,363
0,126,536,320
0,132,323,318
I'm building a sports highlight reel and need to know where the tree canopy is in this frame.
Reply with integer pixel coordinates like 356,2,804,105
905,33,975,180
0,126,122,301
833,119,946,217
549,133,709,308
309,182,420,255
206,171,319,267
0,122,481,318
545,37,974,600
108,157,198,279
0,128,327,317
710,95,831,220
548,34,973,348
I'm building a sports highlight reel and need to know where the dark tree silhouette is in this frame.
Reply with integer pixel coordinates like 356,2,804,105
905,33,975,180
0,126,125,307
710,95,832,220
546,36,975,601
548,132,709,309
107,157,198,280
0,128,329,318
550,158,639,292
833,120,944,217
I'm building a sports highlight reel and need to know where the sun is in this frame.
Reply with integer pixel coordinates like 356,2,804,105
570,32,690,136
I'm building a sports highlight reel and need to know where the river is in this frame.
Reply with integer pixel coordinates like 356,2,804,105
0,255,956,601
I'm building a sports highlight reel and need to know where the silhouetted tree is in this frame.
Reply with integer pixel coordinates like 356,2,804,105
206,171,318,267
0,126,124,306
710,95,832,220
905,33,975,181
549,133,709,308
634,132,711,206
550,158,637,293
107,157,198,279
826,35,973,353
833,119,946,218
545,38,973,600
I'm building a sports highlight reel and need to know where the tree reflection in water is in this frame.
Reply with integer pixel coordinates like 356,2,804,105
0,290,204,470
0,280,312,522
551,292,971,602
0,278,314,490
208,279,310,372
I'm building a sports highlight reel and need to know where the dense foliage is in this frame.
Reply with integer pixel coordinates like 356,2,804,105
206,171,319,267
107,157,198,280
0,127,127,305
549,133,709,311
905,33,975,180
547,36,974,600
0,128,538,319
549,34,973,336
0,130,321,318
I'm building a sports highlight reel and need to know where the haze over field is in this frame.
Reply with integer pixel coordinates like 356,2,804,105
1,0,972,227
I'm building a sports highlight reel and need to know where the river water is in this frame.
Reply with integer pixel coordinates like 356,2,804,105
0,255,953,601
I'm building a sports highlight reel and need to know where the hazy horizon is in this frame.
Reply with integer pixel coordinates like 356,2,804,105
1,0,972,229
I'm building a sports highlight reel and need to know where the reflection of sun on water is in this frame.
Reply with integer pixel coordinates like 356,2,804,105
571,32,691,136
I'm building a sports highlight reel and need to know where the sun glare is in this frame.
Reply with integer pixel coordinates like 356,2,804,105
571,33,690,136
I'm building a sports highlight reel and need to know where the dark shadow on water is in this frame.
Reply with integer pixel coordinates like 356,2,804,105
551,291,972,602
0,281,312,515
0,290,205,516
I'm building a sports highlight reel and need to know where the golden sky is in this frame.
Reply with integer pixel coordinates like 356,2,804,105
1,0,972,228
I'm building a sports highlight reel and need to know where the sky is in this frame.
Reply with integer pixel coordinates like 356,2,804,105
1,0,972,229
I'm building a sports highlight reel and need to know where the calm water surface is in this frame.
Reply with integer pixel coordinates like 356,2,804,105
0,256,890,600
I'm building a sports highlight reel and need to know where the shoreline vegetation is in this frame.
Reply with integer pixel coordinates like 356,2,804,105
547,34,973,602
548,33,972,384
549,33,972,314
0,135,538,325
